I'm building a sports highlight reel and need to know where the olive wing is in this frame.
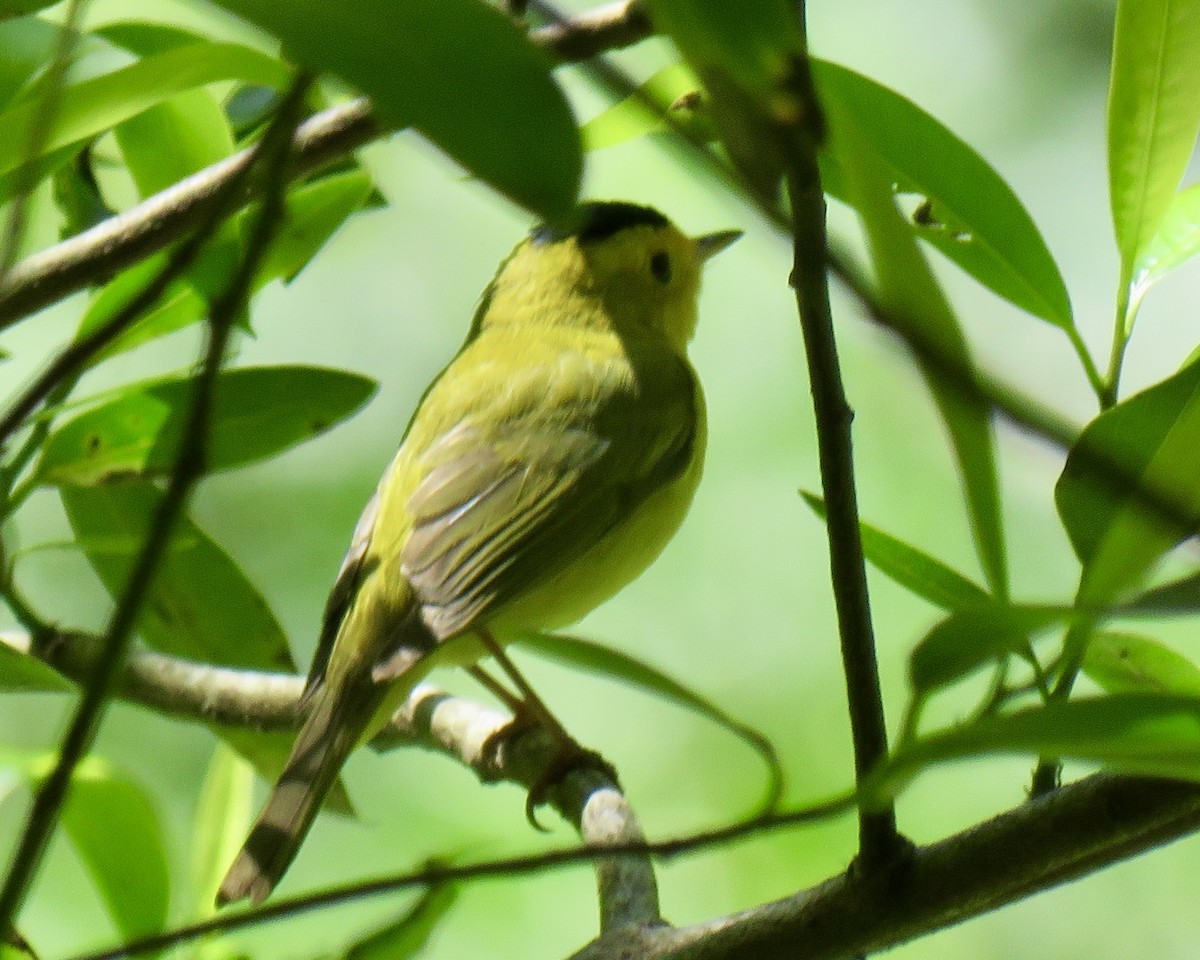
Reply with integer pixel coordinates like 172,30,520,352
398,347,698,649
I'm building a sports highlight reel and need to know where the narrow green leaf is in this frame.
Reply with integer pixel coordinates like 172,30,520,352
1127,568,1200,613
0,640,71,691
0,17,60,109
206,0,580,220
258,169,374,283
815,59,1072,330
37,365,376,486
908,604,1067,695
115,88,234,198
0,42,289,188
518,630,783,811
822,91,1008,598
1056,358,1200,604
581,63,715,151
1084,631,1200,696
801,490,990,610
1108,0,1200,313
342,886,458,960
879,693,1200,799
97,21,219,58
60,482,294,670
1128,182,1200,316
61,756,170,941
76,170,373,362
190,742,255,916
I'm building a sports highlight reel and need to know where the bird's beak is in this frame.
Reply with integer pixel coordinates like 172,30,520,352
694,229,743,262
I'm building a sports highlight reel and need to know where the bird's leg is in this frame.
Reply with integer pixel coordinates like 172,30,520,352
476,629,618,826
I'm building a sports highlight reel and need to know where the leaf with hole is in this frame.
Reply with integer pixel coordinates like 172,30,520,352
37,365,376,486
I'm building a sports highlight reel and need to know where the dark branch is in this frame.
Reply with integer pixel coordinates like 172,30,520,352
782,35,898,867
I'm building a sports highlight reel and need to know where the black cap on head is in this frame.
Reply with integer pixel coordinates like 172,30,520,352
531,201,669,246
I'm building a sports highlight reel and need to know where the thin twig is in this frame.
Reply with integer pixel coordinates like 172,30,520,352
783,31,899,868
0,75,314,937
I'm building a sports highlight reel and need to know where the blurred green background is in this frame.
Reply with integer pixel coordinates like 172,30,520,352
5,0,1200,956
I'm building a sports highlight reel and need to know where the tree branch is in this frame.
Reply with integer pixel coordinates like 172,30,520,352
0,628,658,933
0,1,652,329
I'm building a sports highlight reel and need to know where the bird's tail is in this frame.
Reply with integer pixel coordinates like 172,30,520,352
216,681,380,906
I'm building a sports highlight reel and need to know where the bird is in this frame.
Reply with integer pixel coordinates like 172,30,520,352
217,200,741,906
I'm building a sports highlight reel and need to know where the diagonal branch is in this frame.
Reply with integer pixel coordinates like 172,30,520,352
0,1,652,329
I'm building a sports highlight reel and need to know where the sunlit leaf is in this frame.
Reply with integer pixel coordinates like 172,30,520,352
1128,182,1200,316
1108,0,1200,326
37,365,376,486
190,742,256,915
0,42,289,193
61,756,170,941
815,59,1072,330
801,490,990,609
581,63,714,151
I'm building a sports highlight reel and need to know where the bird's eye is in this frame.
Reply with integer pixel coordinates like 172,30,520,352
649,251,672,284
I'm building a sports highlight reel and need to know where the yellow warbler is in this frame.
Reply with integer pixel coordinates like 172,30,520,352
218,201,740,905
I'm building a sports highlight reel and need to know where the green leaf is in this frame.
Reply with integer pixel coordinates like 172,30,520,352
258,169,374,283
909,604,1068,695
801,490,990,610
814,59,1072,330
0,41,290,195
878,693,1200,799
0,639,71,691
517,630,783,811
0,17,59,109
190,742,255,916
822,91,1008,598
1108,0,1200,323
341,886,458,960
206,0,580,220
1084,631,1200,696
37,365,376,486
61,481,293,669
115,88,234,198
1128,182,1200,316
97,21,219,58
61,756,170,941
1056,358,1200,604
581,63,716,151
75,170,374,362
